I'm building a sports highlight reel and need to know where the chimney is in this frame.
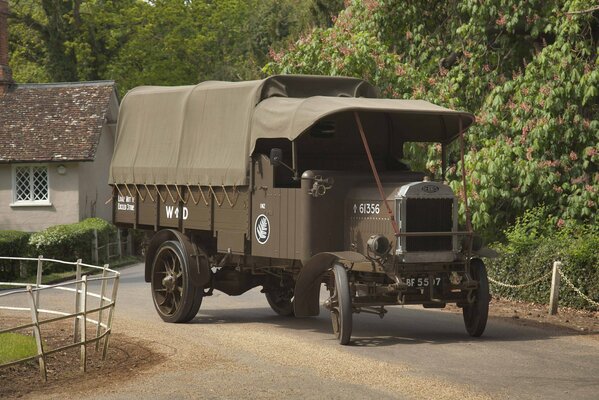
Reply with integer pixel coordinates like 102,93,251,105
0,0,13,95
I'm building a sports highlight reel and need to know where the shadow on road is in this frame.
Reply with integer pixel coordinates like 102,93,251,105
189,305,587,348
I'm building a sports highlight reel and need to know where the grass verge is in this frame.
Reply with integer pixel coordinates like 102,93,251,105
0,332,38,364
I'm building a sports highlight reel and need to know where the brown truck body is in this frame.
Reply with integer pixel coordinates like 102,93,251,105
111,75,490,344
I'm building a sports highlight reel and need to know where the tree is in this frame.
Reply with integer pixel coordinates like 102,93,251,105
8,0,331,91
9,0,137,82
265,0,598,239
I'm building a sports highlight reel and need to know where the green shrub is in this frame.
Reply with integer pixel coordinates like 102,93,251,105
29,218,116,271
0,231,31,280
487,207,599,310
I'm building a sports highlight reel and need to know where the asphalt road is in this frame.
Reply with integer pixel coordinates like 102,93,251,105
23,263,599,399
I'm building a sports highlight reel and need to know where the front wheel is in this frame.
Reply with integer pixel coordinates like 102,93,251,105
329,264,352,345
462,258,490,337
151,240,203,323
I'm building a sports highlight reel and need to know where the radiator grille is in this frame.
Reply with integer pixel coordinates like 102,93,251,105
405,198,453,251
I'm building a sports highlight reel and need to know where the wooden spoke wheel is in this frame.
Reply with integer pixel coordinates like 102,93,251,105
265,287,295,317
151,240,203,323
329,263,352,345
463,258,490,337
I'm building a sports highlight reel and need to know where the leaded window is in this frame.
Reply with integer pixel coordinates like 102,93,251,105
13,165,49,203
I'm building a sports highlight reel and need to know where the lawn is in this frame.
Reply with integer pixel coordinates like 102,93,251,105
0,332,38,364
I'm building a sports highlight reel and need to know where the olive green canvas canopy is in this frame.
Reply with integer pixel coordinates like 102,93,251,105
109,75,474,186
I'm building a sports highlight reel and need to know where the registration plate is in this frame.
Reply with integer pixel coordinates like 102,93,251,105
405,277,442,287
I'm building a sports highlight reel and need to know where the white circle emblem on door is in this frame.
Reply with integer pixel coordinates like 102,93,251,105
255,214,270,244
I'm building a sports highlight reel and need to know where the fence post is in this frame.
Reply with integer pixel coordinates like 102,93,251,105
95,264,109,351
35,256,43,311
27,285,47,381
73,259,82,342
80,275,88,372
92,230,99,265
102,274,120,361
126,230,133,256
106,232,111,261
116,229,122,259
549,261,562,315
18,260,25,279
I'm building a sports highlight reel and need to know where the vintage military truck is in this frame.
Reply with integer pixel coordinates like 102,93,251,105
110,75,490,344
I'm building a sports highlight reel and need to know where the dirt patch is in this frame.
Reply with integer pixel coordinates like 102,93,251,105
446,297,599,339
0,316,161,399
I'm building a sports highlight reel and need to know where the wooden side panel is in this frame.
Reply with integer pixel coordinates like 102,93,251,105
217,230,246,253
114,185,136,225
213,187,249,232
251,156,276,258
137,186,157,228
276,188,302,260
250,155,303,260
158,186,179,229
214,186,249,254
182,186,212,231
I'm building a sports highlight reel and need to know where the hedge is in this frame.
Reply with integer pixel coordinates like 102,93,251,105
0,231,31,280
29,218,116,271
486,208,599,310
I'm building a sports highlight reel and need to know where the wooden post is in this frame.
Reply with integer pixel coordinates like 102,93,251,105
27,285,47,381
126,230,133,256
106,232,111,261
92,230,99,265
80,275,88,372
35,256,43,311
102,274,120,361
19,260,27,279
116,229,122,258
95,264,109,351
73,259,82,342
549,261,562,315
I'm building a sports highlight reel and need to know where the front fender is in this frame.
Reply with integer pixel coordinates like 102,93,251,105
293,251,366,317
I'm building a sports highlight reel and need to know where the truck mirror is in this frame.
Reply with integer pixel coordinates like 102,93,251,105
269,148,283,167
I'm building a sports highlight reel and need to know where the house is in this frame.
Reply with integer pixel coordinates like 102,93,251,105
0,0,118,232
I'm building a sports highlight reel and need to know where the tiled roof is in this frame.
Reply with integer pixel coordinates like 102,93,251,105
0,81,116,162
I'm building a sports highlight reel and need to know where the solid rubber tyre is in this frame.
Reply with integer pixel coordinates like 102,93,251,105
462,258,490,337
330,263,352,345
151,240,203,323
265,287,295,316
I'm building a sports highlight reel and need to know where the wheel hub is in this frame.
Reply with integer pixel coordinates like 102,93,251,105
162,274,176,293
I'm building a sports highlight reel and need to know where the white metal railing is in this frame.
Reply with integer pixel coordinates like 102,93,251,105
0,256,120,381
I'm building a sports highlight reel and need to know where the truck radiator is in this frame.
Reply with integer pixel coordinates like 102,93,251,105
405,198,453,251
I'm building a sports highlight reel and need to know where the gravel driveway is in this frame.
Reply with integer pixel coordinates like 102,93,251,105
6,263,599,400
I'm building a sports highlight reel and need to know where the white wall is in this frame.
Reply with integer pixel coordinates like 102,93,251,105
78,122,115,222
0,163,80,232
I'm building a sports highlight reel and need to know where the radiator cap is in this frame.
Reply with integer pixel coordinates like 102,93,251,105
396,181,454,199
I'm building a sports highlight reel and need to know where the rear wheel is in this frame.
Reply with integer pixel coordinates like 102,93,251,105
265,287,294,316
329,264,352,345
463,258,489,337
151,240,203,323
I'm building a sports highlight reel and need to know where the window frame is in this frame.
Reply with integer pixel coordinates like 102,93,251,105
10,164,52,207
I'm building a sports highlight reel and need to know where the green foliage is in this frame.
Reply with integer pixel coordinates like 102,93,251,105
29,218,115,269
267,0,598,240
0,231,31,280
487,207,599,310
9,0,139,82
0,333,38,364
8,0,331,94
